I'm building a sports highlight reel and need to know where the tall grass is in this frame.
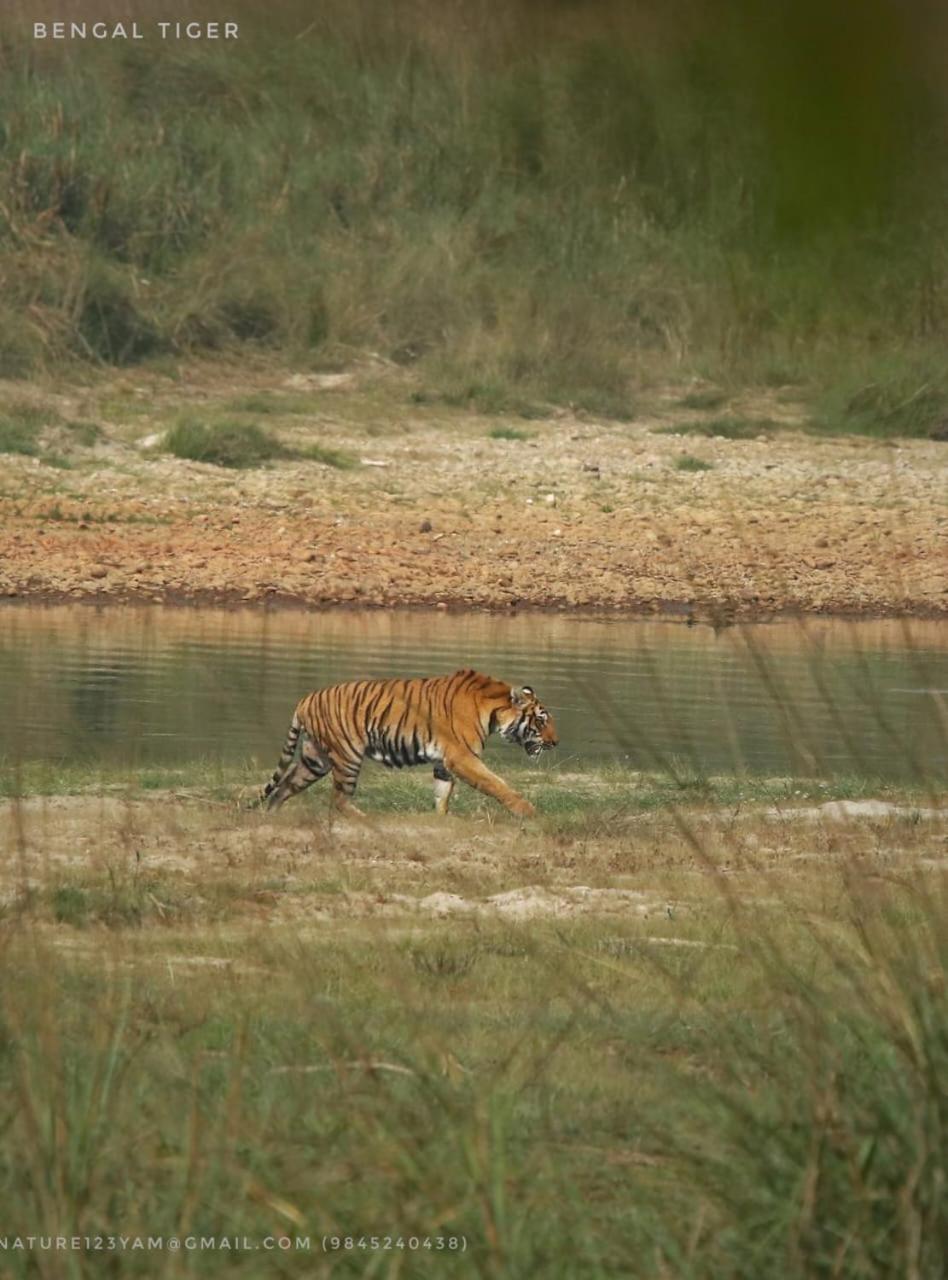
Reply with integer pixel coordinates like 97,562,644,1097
3,1,948,429
0,852,944,1276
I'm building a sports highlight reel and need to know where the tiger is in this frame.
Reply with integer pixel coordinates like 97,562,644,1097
257,668,558,817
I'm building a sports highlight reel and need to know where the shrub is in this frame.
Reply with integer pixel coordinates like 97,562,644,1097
811,358,948,439
164,418,357,469
75,258,165,365
164,419,288,468
674,453,714,472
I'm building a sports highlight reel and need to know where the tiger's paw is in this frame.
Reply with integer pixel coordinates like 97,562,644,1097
511,798,537,819
332,800,367,819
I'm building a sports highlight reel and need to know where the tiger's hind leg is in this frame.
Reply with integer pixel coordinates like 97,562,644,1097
255,713,304,809
432,764,456,815
264,737,332,811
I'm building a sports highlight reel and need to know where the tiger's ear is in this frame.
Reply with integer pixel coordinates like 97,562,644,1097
510,686,534,707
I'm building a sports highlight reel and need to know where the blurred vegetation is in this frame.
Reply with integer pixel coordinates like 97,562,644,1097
1,856,945,1277
2,0,948,433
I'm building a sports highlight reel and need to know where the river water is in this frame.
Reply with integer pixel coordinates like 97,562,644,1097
0,606,945,783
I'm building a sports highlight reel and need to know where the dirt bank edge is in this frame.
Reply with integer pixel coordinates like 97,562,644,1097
2,584,946,623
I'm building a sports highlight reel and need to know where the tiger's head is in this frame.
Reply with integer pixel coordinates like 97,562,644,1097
498,686,559,758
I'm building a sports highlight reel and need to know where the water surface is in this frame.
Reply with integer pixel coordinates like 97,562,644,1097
0,606,945,783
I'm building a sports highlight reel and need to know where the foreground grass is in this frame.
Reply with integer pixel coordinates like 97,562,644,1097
2,653,942,1276
2,750,945,1275
0,802,945,1277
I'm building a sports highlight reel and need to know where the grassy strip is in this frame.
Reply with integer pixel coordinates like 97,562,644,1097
0,757,928,811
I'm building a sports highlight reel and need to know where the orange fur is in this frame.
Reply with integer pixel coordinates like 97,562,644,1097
259,668,558,817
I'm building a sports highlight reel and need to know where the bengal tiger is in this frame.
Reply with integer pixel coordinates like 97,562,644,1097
257,668,558,817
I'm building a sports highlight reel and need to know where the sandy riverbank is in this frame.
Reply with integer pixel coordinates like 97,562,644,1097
1,359,944,619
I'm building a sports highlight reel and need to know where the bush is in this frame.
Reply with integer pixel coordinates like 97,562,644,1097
674,453,714,472
164,418,357,469
164,419,288,468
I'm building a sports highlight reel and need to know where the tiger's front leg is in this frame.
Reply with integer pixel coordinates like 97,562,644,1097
330,757,366,817
432,764,456,815
443,751,536,818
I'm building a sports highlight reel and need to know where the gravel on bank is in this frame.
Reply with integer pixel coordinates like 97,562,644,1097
0,362,944,619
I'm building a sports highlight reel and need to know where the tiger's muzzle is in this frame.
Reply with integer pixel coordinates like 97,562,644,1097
524,727,558,757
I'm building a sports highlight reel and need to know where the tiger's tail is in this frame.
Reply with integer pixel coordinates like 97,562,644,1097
255,712,303,809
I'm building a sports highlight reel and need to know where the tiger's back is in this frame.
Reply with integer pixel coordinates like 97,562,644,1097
259,668,557,817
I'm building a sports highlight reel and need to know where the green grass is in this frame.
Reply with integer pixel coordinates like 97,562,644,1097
411,382,549,420
62,418,103,446
225,393,317,415
40,873,243,930
673,453,714,472
0,400,101,464
163,417,357,469
1,743,945,1273
808,356,948,439
0,756,929,816
413,368,635,423
0,402,48,455
39,451,72,469
488,426,532,441
0,417,40,456
4,1,947,425
164,418,289,468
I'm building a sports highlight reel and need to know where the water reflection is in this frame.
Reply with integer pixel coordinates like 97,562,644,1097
0,605,944,783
